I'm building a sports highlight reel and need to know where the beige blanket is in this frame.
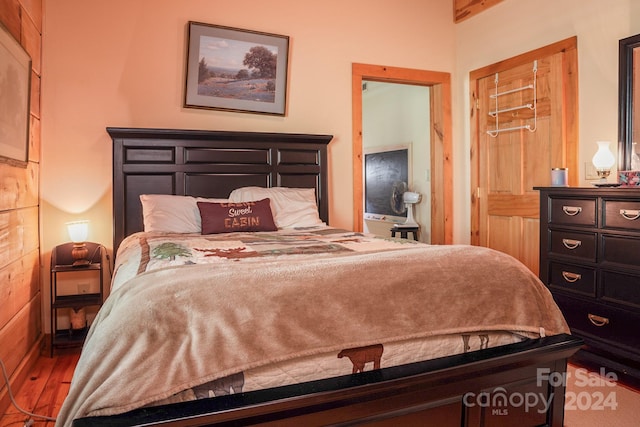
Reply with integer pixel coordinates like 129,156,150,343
56,232,568,426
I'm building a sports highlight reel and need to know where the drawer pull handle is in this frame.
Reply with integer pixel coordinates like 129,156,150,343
619,209,640,220
561,271,581,282
562,206,582,216
562,238,582,249
588,313,610,327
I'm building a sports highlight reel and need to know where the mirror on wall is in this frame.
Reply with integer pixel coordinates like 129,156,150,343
619,33,640,171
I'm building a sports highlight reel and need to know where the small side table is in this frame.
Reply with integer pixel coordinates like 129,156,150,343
390,226,419,241
50,242,104,356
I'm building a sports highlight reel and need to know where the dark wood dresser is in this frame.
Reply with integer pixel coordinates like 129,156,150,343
537,186,640,385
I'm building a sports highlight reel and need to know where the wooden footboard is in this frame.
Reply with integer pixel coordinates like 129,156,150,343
73,334,582,427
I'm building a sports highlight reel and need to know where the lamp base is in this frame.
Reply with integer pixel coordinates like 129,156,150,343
71,243,90,267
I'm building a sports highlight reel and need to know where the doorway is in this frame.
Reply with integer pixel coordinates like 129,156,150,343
352,63,453,244
362,81,431,241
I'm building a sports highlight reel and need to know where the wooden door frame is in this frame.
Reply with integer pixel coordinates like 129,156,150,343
469,37,579,245
352,63,453,244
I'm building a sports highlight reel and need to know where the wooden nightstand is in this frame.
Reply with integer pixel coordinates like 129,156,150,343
50,242,104,356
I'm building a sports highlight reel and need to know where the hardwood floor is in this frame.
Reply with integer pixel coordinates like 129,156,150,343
0,349,79,427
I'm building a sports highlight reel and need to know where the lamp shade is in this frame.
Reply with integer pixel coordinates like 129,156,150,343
592,141,616,170
66,220,89,243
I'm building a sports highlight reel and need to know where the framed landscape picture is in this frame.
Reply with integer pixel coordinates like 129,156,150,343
184,22,289,116
0,22,31,165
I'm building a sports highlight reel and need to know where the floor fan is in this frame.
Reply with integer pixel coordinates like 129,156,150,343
400,191,421,227
390,181,421,228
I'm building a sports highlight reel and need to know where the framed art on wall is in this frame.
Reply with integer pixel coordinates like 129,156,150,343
0,22,31,165
184,21,289,116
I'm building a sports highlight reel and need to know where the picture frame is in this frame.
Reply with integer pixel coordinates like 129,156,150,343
0,22,31,165
184,21,289,116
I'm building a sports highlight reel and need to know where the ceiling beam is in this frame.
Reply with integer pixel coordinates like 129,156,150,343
454,0,504,23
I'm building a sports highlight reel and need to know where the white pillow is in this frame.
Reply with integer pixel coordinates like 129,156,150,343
228,187,324,228
140,194,228,233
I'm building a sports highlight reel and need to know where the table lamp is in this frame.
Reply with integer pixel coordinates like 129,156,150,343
592,141,615,183
66,220,90,267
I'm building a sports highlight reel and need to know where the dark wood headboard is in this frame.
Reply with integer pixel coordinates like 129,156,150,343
108,127,332,253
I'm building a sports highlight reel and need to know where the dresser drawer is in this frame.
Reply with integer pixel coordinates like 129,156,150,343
601,270,640,310
601,234,640,267
549,197,596,226
548,262,596,297
603,199,640,231
553,294,640,354
549,230,596,261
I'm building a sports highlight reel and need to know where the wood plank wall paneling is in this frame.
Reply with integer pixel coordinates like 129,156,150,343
0,162,39,210
454,0,504,23
0,0,42,416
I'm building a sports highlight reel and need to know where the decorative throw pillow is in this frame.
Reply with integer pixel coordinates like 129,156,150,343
197,199,277,234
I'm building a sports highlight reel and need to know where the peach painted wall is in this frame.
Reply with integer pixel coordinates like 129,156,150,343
40,0,455,330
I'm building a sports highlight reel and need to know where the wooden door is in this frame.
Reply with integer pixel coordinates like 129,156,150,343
470,37,578,274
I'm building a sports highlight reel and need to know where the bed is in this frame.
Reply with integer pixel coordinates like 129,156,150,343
59,127,582,427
